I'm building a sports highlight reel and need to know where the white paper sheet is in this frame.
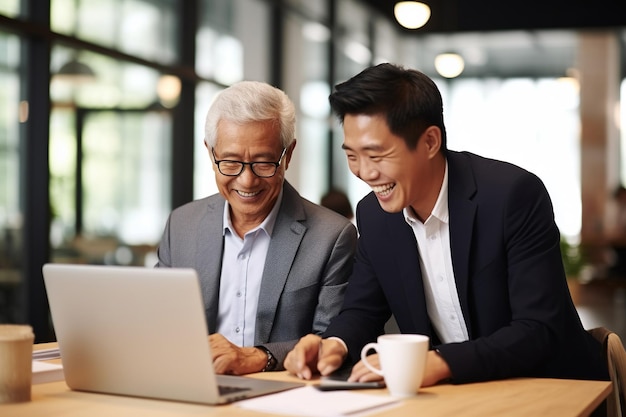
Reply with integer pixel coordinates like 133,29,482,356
32,360,64,384
236,385,401,417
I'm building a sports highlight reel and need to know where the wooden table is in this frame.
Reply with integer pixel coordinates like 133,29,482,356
1,344,612,417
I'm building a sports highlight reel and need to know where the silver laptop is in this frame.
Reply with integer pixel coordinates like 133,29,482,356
42,263,303,405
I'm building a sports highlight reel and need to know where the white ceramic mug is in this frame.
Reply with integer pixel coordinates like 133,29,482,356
360,334,429,397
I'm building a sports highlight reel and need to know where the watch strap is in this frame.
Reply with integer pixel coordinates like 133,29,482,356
255,345,277,372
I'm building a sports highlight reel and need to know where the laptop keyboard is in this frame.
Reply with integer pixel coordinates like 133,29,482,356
218,384,251,396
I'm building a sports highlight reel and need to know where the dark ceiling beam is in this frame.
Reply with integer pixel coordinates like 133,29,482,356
363,0,626,33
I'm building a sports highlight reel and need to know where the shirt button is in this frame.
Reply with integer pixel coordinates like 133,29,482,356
236,291,242,297
235,327,240,333
437,275,444,282
449,315,456,321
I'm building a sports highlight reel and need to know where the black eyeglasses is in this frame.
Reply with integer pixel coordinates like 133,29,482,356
211,148,287,178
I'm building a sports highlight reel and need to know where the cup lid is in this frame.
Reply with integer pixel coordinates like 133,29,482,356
0,325,34,341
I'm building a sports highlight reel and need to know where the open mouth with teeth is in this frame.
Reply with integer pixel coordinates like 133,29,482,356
372,183,395,196
236,190,261,197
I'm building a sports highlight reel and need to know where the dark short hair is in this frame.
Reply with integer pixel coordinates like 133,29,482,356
329,63,447,152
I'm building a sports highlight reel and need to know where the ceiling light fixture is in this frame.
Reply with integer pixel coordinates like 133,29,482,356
434,52,465,78
394,1,431,30
55,58,96,83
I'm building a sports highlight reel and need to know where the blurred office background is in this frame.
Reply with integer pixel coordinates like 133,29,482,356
1,0,625,342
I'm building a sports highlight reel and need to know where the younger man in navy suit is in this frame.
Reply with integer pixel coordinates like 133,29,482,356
285,63,607,388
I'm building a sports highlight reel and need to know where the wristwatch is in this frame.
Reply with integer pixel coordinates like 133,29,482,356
256,346,277,372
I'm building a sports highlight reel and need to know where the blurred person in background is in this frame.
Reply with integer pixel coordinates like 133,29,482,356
321,188,354,222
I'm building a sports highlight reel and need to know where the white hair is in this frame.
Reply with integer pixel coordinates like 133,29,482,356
204,81,296,149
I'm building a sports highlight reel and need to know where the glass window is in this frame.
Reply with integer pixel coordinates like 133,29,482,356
49,45,173,266
50,108,173,266
233,0,269,82
0,30,23,322
372,15,400,64
51,0,178,65
194,82,221,200
283,9,330,201
444,77,581,239
81,111,171,245
336,0,371,75
197,0,268,84
284,0,328,21
49,108,77,251
0,0,22,17
51,47,161,109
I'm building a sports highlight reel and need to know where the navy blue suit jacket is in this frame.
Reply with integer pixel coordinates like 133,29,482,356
324,151,607,383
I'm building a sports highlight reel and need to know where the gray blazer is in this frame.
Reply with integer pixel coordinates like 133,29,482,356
156,181,357,369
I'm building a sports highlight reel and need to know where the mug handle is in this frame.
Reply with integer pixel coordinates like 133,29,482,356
360,342,384,376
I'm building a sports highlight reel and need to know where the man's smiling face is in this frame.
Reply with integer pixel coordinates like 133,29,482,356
342,113,443,220
211,119,292,231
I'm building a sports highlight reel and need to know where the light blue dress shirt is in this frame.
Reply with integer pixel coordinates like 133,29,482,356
216,190,283,346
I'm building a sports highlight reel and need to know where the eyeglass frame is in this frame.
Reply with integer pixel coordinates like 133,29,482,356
211,147,287,178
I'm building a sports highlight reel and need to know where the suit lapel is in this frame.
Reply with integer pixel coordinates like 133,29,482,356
195,196,225,333
446,152,477,337
255,182,306,344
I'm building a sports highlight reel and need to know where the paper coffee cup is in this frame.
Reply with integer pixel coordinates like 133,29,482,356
0,324,34,403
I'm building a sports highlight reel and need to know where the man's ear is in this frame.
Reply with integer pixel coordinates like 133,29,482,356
422,126,441,158
283,140,297,169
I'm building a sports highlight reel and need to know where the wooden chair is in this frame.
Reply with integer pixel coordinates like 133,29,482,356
588,327,626,417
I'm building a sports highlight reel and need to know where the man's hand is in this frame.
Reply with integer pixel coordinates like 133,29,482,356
209,333,267,375
283,334,347,379
347,353,384,383
422,350,452,386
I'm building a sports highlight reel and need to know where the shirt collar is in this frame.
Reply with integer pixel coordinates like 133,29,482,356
404,161,449,225
222,187,284,237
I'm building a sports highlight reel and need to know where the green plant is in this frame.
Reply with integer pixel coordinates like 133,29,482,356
560,237,585,278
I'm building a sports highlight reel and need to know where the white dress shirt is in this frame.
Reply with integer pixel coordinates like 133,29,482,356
216,191,283,346
403,163,469,344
